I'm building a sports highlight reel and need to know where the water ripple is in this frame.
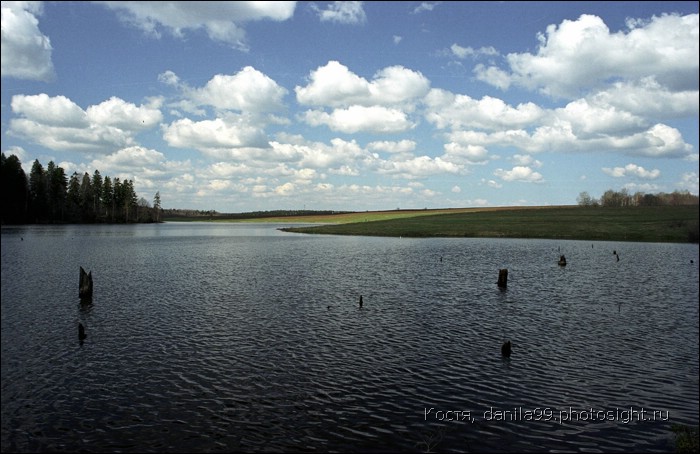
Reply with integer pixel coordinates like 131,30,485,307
2,226,698,452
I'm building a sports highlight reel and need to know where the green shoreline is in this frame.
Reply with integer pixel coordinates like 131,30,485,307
278,205,699,243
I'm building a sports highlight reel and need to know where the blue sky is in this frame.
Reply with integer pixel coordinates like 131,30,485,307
2,1,698,212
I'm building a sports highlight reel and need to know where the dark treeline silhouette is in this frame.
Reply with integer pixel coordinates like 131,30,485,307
1,153,161,225
162,208,351,221
577,189,699,207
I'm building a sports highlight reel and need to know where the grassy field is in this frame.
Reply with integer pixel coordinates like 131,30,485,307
230,207,506,224
278,205,699,243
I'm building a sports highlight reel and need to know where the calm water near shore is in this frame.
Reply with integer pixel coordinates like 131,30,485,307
1,222,698,453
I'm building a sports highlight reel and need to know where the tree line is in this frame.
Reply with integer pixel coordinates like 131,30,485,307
577,188,698,207
161,208,353,221
1,153,161,225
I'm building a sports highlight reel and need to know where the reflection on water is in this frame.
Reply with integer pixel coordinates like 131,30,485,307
2,223,698,452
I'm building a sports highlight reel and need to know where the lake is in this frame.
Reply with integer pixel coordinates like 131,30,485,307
1,223,698,453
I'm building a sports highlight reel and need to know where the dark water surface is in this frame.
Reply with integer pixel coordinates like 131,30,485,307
2,223,698,453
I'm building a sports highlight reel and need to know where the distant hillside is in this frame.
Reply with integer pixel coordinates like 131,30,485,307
162,208,352,222
279,205,700,243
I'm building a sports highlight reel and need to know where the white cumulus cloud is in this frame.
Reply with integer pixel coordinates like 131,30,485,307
98,1,297,50
494,166,544,183
9,93,162,152
186,67,288,114
1,1,54,81
424,89,544,131
602,163,661,179
296,61,429,108
302,105,414,134
476,13,699,99
311,1,366,24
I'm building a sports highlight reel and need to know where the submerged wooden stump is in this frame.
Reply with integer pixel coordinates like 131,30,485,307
79,322,87,342
497,269,508,288
79,266,93,300
501,340,512,357
558,255,567,266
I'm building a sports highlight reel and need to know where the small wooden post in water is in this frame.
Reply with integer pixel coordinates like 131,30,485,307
497,269,508,288
79,266,93,300
501,340,512,357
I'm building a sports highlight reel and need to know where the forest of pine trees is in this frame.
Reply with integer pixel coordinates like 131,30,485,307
1,153,161,225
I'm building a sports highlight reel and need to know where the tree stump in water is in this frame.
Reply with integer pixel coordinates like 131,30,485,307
79,267,93,300
501,340,512,357
558,255,567,266
497,269,508,288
